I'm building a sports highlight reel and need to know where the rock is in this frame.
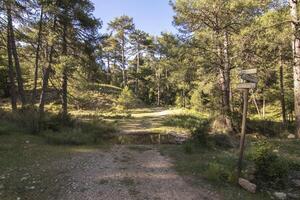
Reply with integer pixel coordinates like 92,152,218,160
288,193,300,199
288,134,296,139
291,171,300,179
0,184,3,190
168,132,188,144
291,179,300,187
274,192,287,200
26,186,35,190
212,116,233,134
238,178,256,193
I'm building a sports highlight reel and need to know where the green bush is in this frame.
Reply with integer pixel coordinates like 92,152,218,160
183,141,193,154
190,89,209,111
1,108,40,134
175,95,189,108
43,129,93,145
191,121,210,146
250,141,289,189
43,120,116,145
117,86,137,110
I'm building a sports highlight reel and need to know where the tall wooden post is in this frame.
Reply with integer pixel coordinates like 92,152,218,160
237,68,257,179
237,89,249,178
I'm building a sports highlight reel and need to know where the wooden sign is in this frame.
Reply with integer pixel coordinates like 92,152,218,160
240,69,257,75
237,83,256,89
237,68,258,179
241,74,258,83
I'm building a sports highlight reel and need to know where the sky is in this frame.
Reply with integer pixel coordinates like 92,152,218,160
91,0,177,36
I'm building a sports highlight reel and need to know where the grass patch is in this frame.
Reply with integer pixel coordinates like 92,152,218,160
160,144,268,200
160,137,300,199
0,133,75,200
42,120,115,146
162,111,209,130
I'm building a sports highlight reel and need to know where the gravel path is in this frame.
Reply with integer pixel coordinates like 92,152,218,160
55,145,219,200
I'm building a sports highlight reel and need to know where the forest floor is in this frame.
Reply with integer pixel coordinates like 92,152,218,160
0,107,220,200
1,107,299,200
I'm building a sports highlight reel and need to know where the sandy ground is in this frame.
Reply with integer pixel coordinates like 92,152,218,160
54,145,219,200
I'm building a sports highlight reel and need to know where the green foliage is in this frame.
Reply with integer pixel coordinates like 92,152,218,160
0,67,8,97
0,108,40,134
190,122,210,146
248,119,294,137
250,141,289,189
183,141,193,154
43,120,115,145
117,86,137,110
175,94,189,108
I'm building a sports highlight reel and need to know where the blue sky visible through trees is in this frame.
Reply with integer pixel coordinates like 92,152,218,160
91,0,177,36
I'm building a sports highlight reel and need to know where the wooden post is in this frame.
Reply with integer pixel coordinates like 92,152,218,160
237,89,249,178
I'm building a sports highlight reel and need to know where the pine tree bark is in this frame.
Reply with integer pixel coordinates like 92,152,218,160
279,47,287,126
157,71,161,106
290,0,300,137
32,5,44,104
223,31,231,116
6,12,17,111
61,22,68,120
121,34,127,87
39,18,57,117
135,47,140,94
107,55,111,84
6,1,26,107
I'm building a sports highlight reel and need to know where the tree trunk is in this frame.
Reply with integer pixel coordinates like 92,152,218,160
6,1,26,107
6,12,17,111
107,55,111,84
290,0,300,137
61,22,68,120
252,94,261,116
32,5,44,104
223,31,231,116
157,71,161,106
39,18,57,117
262,95,266,119
135,45,140,94
121,34,127,87
279,47,287,126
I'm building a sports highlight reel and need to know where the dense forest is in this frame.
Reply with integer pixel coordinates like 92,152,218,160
0,0,300,199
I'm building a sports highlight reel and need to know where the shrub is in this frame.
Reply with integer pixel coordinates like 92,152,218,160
43,129,93,145
183,141,193,154
175,95,189,108
117,86,137,110
43,120,116,145
250,141,289,189
190,89,209,111
210,134,236,149
2,108,40,134
191,120,210,146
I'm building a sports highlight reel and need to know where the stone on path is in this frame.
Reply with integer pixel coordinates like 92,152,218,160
288,134,296,139
238,178,256,193
274,192,287,200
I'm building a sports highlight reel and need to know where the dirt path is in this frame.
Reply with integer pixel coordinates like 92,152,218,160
115,108,186,135
55,145,219,200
